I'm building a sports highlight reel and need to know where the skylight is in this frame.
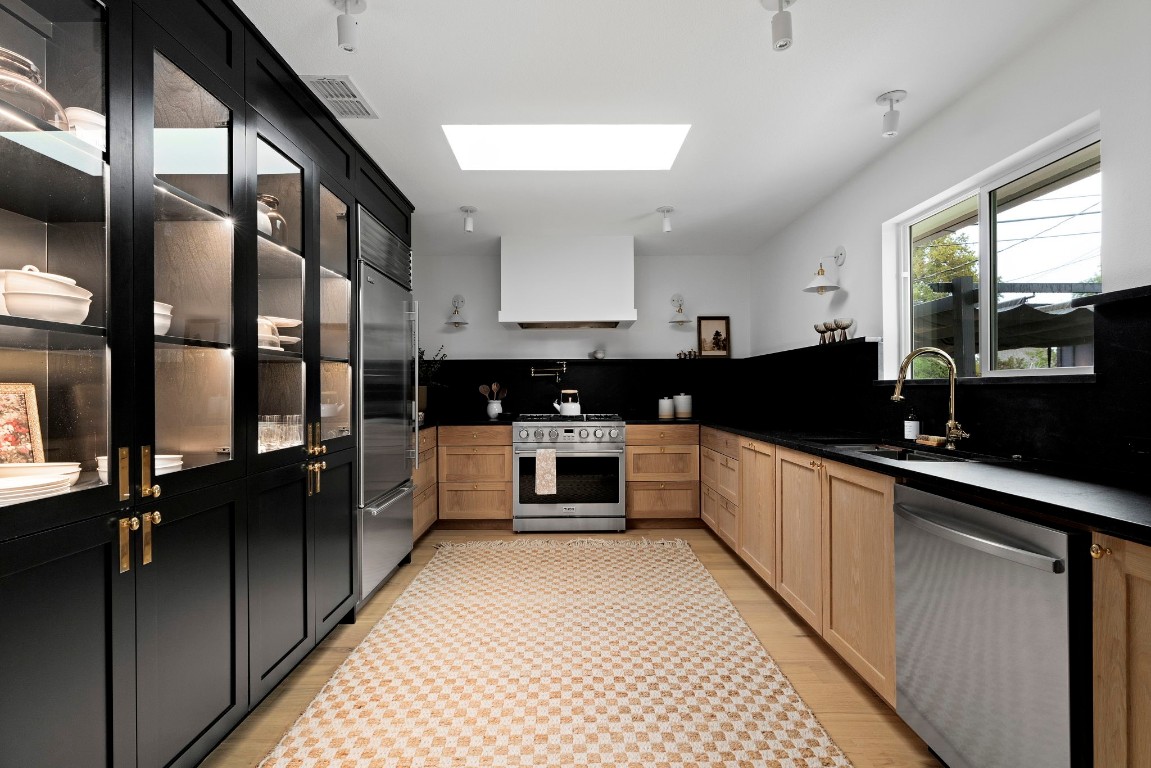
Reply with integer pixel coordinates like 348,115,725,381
441,124,691,171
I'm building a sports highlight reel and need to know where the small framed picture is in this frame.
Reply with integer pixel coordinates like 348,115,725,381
697,316,731,358
0,383,45,463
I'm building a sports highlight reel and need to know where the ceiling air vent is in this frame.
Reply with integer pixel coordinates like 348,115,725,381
301,75,379,119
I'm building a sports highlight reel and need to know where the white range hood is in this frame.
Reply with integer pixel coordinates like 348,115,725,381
498,235,638,329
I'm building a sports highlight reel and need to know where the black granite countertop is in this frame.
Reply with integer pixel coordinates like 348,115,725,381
704,423,1151,548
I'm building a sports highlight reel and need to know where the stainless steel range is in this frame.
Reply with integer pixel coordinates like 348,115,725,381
512,414,626,532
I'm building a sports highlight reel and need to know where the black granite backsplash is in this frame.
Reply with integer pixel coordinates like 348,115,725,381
425,291,1151,483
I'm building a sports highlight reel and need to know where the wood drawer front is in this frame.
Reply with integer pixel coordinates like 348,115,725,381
701,427,741,460
716,452,740,505
418,428,438,451
438,446,512,483
626,481,700,519
626,424,700,445
717,496,739,548
413,450,437,491
701,484,719,530
626,445,699,482
439,482,512,519
438,425,512,446
413,485,438,538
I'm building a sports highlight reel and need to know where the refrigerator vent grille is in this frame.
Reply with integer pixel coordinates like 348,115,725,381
359,206,411,288
301,75,379,119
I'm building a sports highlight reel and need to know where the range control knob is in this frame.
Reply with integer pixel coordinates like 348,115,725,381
548,429,560,440
593,429,604,438
579,429,589,439
608,428,620,439
518,429,530,439
534,429,545,440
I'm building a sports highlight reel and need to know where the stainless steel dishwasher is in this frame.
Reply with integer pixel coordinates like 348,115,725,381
894,485,1072,768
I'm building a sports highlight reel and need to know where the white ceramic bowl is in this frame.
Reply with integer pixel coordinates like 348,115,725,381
64,107,106,151
2,291,91,324
154,301,173,315
154,312,172,335
257,333,281,349
0,462,82,486
0,265,76,287
97,467,107,483
3,267,92,299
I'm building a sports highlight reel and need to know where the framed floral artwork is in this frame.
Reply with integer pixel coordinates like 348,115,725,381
697,316,731,358
0,384,44,463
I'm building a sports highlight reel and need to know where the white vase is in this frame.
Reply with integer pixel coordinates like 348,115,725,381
486,401,503,420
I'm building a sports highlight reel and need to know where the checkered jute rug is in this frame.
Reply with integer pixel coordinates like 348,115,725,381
259,538,853,767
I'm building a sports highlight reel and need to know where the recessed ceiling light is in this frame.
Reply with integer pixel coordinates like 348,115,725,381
441,124,692,171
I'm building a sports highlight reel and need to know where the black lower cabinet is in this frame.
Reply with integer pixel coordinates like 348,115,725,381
0,480,247,768
247,448,356,706
0,514,135,768
313,449,356,638
134,481,248,768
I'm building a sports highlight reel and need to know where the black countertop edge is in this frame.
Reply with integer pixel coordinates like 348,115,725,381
1069,283,1151,308
704,423,1151,548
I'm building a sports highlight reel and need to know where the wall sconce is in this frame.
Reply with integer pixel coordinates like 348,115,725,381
460,206,476,233
876,90,907,138
657,206,674,233
803,246,845,295
446,294,469,327
669,293,693,326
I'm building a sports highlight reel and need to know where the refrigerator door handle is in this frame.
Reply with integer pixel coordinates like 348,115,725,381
407,299,419,467
365,482,414,516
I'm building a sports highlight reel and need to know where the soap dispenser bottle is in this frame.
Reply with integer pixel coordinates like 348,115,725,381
903,404,920,440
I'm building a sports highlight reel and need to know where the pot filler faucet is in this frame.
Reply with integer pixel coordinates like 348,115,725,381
891,346,970,450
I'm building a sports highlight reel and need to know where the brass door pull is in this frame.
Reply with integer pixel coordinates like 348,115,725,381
141,511,161,565
119,517,140,573
1090,543,1112,559
140,445,160,498
313,461,327,494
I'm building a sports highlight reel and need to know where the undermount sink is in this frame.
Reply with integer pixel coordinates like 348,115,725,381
830,444,971,462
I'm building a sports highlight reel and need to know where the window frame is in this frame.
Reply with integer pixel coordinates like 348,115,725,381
894,128,1101,380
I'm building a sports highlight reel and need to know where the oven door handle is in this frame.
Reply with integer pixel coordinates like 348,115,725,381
513,449,625,456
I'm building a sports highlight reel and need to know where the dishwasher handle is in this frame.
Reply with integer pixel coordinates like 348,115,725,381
895,502,1065,573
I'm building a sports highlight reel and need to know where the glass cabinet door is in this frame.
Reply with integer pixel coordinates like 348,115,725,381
0,0,109,509
151,51,235,478
319,184,352,445
256,136,305,454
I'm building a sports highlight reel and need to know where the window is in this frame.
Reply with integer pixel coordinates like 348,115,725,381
903,137,1100,378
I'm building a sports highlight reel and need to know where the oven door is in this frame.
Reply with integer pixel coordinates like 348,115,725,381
513,447,625,519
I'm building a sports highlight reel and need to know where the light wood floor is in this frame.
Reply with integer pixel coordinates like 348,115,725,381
201,527,938,767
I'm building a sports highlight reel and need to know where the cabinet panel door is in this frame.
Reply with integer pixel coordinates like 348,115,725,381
821,460,896,705
626,445,699,482
716,453,740,504
701,484,719,532
0,514,134,768
776,448,823,632
700,427,740,459
246,463,313,705
739,441,777,588
700,446,719,488
135,481,247,768
438,446,512,483
626,481,699,518
1093,534,1151,768
414,484,438,539
314,449,356,640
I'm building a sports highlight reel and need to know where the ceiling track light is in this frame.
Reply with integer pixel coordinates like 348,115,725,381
460,206,476,233
333,0,366,53
876,90,907,138
760,0,797,51
657,206,674,233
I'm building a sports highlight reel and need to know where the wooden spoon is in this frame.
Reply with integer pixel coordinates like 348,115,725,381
492,382,500,399
498,388,507,400
479,384,491,400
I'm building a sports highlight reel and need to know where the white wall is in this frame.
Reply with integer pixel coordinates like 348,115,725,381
413,238,749,360
747,0,1151,364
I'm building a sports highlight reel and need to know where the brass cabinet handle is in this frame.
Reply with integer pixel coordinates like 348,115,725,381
119,517,140,574
659,446,666,453
141,511,161,565
117,447,131,501
305,463,314,497
140,445,160,498
659,483,666,489
1090,543,1112,559
471,432,478,438
809,460,818,468
314,461,327,494
659,432,666,438
473,483,479,490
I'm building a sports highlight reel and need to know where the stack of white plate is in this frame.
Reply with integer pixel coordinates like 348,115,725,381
0,265,92,323
0,475,72,505
96,454,183,483
154,301,173,335
0,461,81,486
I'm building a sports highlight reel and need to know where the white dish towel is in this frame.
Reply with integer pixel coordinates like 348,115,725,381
535,448,557,495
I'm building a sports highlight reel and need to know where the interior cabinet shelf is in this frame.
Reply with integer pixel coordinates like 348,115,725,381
257,232,303,259
320,355,350,363
153,334,231,349
153,178,229,222
0,94,105,170
320,265,348,279
258,348,303,361
0,137,105,223
0,315,106,339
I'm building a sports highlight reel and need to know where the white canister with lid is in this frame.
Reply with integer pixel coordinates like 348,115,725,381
673,393,692,419
658,397,674,419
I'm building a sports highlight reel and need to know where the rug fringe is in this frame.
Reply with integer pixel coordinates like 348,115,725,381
434,537,690,551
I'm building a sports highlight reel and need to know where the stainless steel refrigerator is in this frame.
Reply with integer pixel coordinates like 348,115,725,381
356,206,415,608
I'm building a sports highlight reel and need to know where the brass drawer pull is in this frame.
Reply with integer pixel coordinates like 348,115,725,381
1090,543,1112,559
141,511,161,565
119,517,139,573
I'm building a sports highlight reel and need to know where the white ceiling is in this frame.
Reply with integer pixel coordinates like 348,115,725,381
233,0,1084,260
